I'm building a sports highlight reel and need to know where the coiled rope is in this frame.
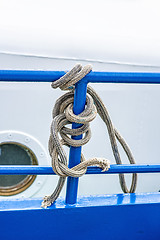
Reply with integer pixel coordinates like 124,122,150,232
41,64,137,208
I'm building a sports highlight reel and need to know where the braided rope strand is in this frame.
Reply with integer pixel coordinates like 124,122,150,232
41,64,137,208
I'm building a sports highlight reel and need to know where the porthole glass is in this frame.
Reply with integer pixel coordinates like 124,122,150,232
0,143,38,196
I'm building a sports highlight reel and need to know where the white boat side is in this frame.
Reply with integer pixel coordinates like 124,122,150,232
0,0,160,198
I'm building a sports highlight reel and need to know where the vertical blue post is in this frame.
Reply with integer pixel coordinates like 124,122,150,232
65,80,88,204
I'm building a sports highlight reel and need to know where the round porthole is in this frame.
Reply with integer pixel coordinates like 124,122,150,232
0,131,49,198
0,142,38,196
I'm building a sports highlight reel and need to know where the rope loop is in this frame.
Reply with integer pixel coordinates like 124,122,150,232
51,64,92,90
41,64,137,208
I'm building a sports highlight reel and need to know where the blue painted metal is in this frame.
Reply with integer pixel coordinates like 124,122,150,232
0,70,66,82
0,193,160,240
0,164,160,174
1,69,160,240
1,69,160,203
66,81,88,204
86,71,160,84
1,70,160,84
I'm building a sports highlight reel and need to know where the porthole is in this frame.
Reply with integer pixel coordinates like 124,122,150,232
0,142,38,196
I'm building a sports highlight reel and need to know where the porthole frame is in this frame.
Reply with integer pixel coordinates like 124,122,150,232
0,131,49,198
0,142,38,196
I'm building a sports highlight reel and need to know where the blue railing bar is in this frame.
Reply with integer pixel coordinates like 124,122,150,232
1,70,160,84
0,70,66,82
0,164,160,174
86,72,160,84
65,81,88,204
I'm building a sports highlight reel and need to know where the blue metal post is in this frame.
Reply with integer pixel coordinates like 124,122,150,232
65,80,88,204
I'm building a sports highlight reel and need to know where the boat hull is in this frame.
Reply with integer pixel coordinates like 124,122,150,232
1,193,160,240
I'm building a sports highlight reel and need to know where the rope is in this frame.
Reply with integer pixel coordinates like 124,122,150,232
41,64,137,208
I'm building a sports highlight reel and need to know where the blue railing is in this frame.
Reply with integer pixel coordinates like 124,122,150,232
0,70,160,204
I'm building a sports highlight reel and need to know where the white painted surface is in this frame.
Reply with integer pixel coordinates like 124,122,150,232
0,0,160,198
0,0,160,67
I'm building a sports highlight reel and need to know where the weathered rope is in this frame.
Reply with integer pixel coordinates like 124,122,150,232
41,64,137,208
87,86,137,193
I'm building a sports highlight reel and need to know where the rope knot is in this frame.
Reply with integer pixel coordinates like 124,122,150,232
41,64,137,208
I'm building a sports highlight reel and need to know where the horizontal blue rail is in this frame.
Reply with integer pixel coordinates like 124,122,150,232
1,69,160,204
1,70,160,84
0,165,160,175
